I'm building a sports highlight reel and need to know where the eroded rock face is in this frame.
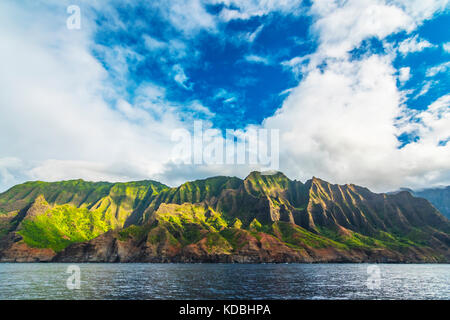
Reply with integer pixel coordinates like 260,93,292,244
0,240,55,263
51,226,448,263
54,231,120,262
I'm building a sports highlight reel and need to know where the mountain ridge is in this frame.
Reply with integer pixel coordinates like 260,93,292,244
390,186,450,220
0,172,449,263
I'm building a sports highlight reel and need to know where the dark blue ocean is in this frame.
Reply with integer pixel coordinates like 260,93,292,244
0,263,448,299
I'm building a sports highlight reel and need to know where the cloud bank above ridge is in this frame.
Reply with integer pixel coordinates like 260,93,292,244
0,0,449,193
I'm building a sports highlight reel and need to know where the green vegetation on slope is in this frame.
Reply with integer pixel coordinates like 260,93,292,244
156,203,228,232
273,221,346,249
317,226,423,251
154,203,222,245
118,224,153,242
18,205,111,251
204,232,233,254
154,176,242,205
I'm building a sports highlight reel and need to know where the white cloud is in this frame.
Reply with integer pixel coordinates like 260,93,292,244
185,101,216,118
231,24,265,44
27,159,150,184
399,95,450,148
172,64,191,89
155,0,217,34
398,35,435,55
426,61,450,77
391,0,449,22
116,99,152,122
0,0,449,194
143,35,167,50
244,54,271,65
443,42,450,53
310,0,413,60
246,24,264,42
264,54,450,191
398,67,411,83
142,34,188,59
0,1,202,191
94,44,144,95
281,55,311,78
265,55,404,189
413,80,436,99
214,0,303,21
213,89,238,105
260,0,450,191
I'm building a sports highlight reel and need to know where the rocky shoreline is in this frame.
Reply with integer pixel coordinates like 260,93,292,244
2,230,448,263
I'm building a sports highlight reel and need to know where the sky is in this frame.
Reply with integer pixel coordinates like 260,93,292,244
0,0,449,192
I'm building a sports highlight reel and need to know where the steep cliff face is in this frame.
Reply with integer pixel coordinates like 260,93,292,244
304,178,449,237
411,186,450,220
126,176,242,226
1,172,449,263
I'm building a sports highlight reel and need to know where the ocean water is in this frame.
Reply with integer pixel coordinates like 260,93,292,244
0,263,448,300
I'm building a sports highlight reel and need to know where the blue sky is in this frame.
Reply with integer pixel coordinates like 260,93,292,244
88,1,449,129
0,0,449,192
92,2,314,129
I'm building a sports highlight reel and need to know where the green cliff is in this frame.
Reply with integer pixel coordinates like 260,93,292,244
0,172,448,263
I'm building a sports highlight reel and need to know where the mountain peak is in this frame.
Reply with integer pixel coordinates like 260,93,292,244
23,194,51,220
242,171,292,199
245,170,289,181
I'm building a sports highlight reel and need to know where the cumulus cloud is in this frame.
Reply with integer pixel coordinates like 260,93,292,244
0,1,204,191
410,95,450,145
444,42,450,52
281,55,311,78
265,56,402,188
264,55,450,191
310,0,413,60
260,0,450,191
398,35,435,55
0,0,449,193
398,67,411,83
154,0,217,35
426,61,450,77
391,0,449,22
